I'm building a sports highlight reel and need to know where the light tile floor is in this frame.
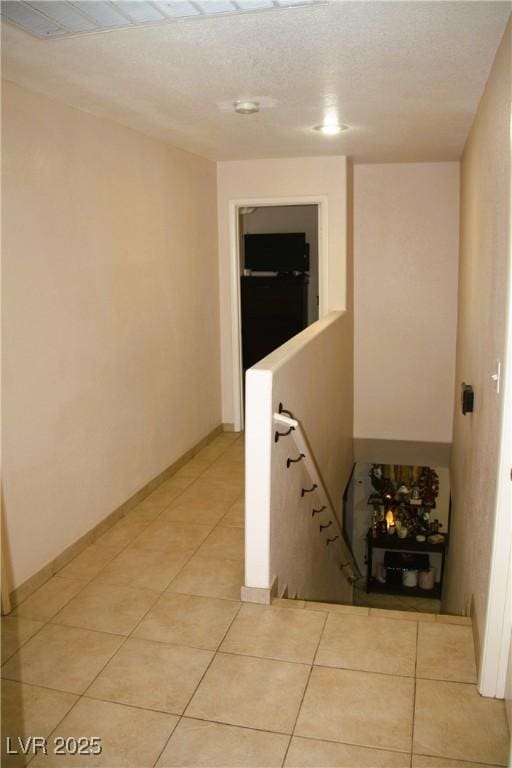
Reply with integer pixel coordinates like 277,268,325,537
1,433,510,767
353,585,441,614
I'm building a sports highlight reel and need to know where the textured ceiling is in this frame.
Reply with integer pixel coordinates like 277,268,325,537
2,1,510,162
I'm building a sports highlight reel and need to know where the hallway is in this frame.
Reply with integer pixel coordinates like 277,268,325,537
1,433,509,767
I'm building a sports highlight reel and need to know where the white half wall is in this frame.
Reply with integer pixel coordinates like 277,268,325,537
2,81,221,589
354,162,459,444
245,311,354,604
217,156,347,426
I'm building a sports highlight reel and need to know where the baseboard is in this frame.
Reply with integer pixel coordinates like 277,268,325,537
8,424,224,610
241,576,278,605
354,438,451,467
222,423,236,432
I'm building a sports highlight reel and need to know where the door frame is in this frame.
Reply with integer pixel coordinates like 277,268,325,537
228,195,328,432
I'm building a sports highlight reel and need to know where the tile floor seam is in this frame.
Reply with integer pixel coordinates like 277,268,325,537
11,574,105,628
169,711,294,739
81,691,186,718
46,618,141,639
4,620,126,696
151,713,182,768
86,543,229,672
215,649,313,668
13,686,85,767
140,447,244,588
177,714,291,739
411,750,506,767
414,675,483,686
153,716,292,768
160,550,242,598
1,623,48,667
415,673,478,684
287,732,414,757
312,661,417,679
152,600,245,766
281,734,293,767
410,618,419,760
112,488,242,610
78,580,171,699
282,609,329,765
165,587,241,604
0,672,87,697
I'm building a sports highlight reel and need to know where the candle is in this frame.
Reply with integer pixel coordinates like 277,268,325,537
385,509,394,532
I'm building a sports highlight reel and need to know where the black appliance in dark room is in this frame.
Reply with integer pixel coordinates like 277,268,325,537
241,232,310,371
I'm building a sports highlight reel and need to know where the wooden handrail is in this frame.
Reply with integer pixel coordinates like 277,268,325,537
273,411,362,585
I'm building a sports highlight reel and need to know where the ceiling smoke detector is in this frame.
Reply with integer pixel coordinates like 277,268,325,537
234,100,260,115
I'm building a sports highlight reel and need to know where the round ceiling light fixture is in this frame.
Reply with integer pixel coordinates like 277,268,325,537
234,100,260,115
313,123,349,135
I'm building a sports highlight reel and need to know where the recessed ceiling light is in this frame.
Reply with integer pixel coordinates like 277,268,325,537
313,123,349,135
234,100,260,115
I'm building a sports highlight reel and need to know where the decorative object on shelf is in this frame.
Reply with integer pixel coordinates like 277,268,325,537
367,463,442,542
376,562,386,583
419,568,435,590
402,569,418,588
416,534,426,542
366,527,446,598
418,467,439,508
385,509,394,531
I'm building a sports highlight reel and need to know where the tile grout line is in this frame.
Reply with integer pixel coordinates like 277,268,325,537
280,607,330,767
411,749,506,768
410,618,419,765
150,599,245,768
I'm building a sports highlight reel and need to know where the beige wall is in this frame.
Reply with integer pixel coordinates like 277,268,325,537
354,162,459,443
217,156,347,426
443,20,511,640
2,81,221,589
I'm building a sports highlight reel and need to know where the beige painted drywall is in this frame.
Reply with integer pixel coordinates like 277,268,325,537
443,20,511,638
506,633,512,738
354,162,459,443
217,156,347,426
2,81,221,589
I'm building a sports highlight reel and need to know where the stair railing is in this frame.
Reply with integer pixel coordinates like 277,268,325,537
273,406,362,586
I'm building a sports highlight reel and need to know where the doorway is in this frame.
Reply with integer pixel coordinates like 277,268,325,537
238,204,319,399
229,195,328,431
